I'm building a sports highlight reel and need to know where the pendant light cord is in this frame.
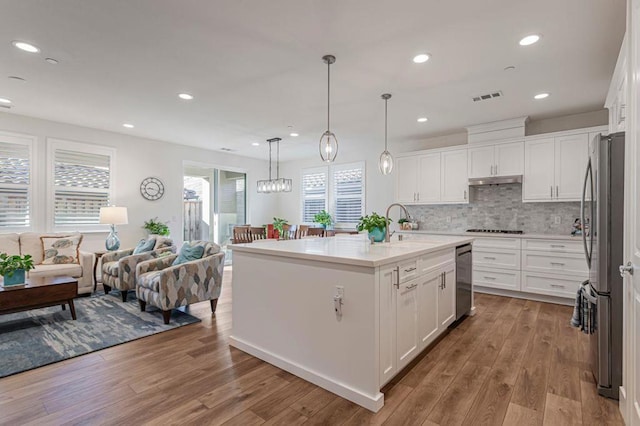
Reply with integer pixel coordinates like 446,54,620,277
327,61,331,132
276,140,280,179
268,140,272,180
384,98,388,150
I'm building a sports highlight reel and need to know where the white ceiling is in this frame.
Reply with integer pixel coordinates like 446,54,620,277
0,0,626,160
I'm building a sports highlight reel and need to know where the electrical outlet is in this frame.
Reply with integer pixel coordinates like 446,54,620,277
335,285,344,298
554,216,561,225
446,216,452,223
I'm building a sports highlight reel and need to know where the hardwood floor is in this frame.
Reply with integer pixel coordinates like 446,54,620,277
0,268,624,425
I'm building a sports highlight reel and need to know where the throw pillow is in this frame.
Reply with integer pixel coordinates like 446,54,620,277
133,238,156,254
154,236,173,250
172,243,205,266
40,235,83,265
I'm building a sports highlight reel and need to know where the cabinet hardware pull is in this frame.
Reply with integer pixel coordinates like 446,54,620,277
483,256,497,260
464,190,467,200
550,262,566,266
550,186,553,198
550,284,565,288
550,244,565,248
484,276,497,280
404,267,416,272
406,283,417,290
393,267,400,289
556,185,559,198
495,164,498,175
417,192,420,201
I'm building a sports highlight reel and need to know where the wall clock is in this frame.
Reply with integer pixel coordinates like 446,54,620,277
140,177,165,201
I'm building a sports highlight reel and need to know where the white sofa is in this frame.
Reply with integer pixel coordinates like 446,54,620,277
0,232,93,294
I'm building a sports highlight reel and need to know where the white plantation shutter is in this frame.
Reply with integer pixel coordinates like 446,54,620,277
52,145,113,227
301,168,327,223
0,140,31,229
332,162,365,225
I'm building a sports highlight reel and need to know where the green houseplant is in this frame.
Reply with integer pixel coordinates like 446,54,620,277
313,210,333,229
357,212,389,242
0,253,35,286
143,217,170,237
272,217,288,238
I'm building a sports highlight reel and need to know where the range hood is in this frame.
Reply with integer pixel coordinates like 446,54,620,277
468,175,522,186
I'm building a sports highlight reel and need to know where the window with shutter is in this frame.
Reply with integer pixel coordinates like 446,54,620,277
301,168,327,223
0,136,32,229
49,140,115,228
332,163,365,226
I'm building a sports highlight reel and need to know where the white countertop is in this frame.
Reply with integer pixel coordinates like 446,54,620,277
399,230,583,241
230,234,474,268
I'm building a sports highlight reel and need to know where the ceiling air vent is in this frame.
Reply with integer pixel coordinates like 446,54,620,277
472,91,503,102
0,105,11,109
220,147,235,152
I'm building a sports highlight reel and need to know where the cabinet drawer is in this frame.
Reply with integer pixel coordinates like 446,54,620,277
471,237,521,250
419,249,455,274
521,251,588,275
522,271,586,299
398,259,418,283
473,267,520,291
473,248,520,270
522,238,583,253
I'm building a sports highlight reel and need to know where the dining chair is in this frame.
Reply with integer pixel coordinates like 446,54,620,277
297,225,309,238
232,226,252,243
250,226,267,241
281,224,297,240
307,227,325,237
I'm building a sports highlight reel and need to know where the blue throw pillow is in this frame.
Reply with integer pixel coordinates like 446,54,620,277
133,238,156,254
172,244,205,266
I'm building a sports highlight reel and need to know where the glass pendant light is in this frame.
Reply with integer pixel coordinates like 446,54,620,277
319,55,338,162
379,93,394,175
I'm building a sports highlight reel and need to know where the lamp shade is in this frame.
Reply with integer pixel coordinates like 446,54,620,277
99,206,128,225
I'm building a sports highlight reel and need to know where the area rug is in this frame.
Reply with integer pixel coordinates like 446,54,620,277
0,292,201,378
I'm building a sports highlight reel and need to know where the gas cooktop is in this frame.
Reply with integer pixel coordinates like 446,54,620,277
466,229,524,235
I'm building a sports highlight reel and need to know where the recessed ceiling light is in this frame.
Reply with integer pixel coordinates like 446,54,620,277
8,76,26,82
122,123,134,128
252,142,260,146
417,117,428,123
290,133,299,137
413,53,430,64
519,34,541,46
0,98,12,104
534,93,550,100
12,40,40,53
45,58,58,65
178,93,194,100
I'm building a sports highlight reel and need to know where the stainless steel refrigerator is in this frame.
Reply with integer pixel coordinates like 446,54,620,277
581,131,624,399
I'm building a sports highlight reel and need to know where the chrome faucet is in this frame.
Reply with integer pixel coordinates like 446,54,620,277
384,203,411,243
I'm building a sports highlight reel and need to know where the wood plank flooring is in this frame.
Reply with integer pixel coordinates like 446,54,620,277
0,268,624,425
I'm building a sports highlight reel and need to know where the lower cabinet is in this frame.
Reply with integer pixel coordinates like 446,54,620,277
379,254,456,385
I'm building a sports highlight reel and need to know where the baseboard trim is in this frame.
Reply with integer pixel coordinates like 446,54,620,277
474,286,573,306
229,335,384,413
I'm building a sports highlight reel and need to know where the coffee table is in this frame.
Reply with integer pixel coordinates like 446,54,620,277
0,276,78,320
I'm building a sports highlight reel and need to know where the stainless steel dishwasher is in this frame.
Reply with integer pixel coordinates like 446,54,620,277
456,244,472,320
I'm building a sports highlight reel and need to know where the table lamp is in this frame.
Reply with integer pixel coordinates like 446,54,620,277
99,206,128,251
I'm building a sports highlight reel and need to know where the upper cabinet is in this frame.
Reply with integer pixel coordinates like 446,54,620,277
605,34,627,134
523,133,589,202
468,141,524,178
395,148,467,205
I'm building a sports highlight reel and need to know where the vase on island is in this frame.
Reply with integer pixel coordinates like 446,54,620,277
368,227,386,243
3,269,26,286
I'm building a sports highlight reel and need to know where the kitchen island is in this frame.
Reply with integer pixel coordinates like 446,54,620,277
229,234,474,412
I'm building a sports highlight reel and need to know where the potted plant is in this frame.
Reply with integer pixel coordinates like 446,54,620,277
0,253,35,286
143,217,170,237
272,217,288,239
398,217,414,231
357,212,389,243
313,210,333,229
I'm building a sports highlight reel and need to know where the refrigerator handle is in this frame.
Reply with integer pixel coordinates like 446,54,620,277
581,158,592,269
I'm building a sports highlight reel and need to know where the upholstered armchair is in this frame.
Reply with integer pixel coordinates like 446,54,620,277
135,241,225,324
101,237,175,302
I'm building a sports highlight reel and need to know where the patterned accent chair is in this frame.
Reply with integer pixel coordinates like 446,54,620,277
135,241,225,324
101,237,175,302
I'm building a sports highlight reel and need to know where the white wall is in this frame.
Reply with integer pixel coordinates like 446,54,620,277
0,112,276,251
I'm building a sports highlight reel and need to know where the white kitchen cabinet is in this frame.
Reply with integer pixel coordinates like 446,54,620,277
523,133,588,202
438,263,456,329
396,156,419,203
468,142,523,178
379,266,397,385
555,134,589,200
523,138,555,200
395,276,419,370
441,149,468,203
418,153,441,203
417,269,440,348
605,35,627,134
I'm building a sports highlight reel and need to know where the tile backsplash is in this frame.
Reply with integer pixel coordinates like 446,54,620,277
406,184,580,235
